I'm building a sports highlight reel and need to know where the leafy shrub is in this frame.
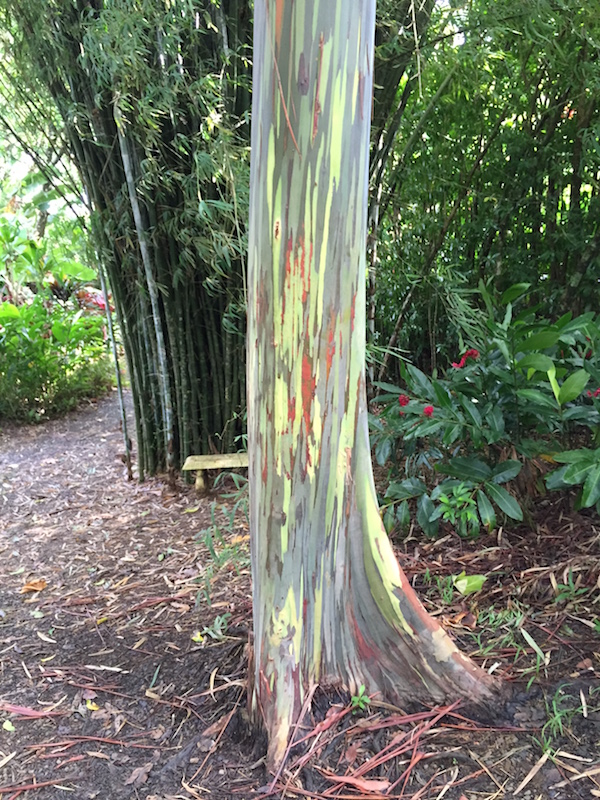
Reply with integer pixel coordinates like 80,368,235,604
371,283,600,537
0,296,113,421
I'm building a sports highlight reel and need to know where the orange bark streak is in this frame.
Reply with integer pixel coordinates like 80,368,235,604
274,0,284,53
301,353,316,467
350,608,378,660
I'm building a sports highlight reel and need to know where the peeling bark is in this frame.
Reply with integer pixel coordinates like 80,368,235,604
247,0,499,771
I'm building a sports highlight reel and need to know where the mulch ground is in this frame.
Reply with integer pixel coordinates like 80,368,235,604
0,390,599,800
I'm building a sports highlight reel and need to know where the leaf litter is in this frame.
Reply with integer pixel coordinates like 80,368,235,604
0,389,599,799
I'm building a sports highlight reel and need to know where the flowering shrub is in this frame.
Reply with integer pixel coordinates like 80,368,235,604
451,348,479,369
0,297,113,421
371,283,600,537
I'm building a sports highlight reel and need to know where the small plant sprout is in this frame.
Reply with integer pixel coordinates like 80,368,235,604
191,612,231,644
551,568,588,604
350,684,371,713
452,571,486,596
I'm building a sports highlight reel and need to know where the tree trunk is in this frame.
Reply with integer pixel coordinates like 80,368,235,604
247,0,499,772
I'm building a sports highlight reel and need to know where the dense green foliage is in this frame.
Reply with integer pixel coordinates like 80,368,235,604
0,192,112,421
372,284,600,537
371,0,600,378
0,296,112,421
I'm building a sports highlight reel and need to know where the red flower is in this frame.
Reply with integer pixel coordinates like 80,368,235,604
398,394,410,407
423,405,434,418
587,388,600,397
452,348,480,369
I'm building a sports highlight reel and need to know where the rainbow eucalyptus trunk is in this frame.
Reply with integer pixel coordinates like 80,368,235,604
247,0,499,770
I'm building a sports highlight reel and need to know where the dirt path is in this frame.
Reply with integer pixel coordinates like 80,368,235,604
0,391,256,799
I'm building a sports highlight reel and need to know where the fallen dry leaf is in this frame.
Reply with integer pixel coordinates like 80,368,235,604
321,770,390,793
124,762,153,787
36,631,56,644
86,751,110,760
20,579,47,594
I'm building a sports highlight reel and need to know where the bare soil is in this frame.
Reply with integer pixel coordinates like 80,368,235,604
0,390,599,800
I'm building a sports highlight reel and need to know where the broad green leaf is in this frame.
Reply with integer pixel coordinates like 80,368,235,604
396,500,410,528
491,460,522,484
558,312,595,333
558,369,590,406
501,283,531,305
437,457,492,482
0,302,20,320
492,337,511,365
433,381,452,409
545,465,570,491
519,330,560,351
582,464,600,507
368,413,384,431
562,406,597,422
547,367,560,404
452,571,487,596
383,506,395,534
485,407,505,437
386,477,427,501
442,423,464,446
501,302,513,331
59,260,96,281
417,494,438,537
459,396,482,427
51,321,69,344
554,311,573,329
517,388,557,409
516,353,554,373
431,479,463,500
372,381,402,395
477,490,496,531
484,483,523,520
416,420,443,437
563,462,593,486
553,448,599,464
406,363,435,401
374,437,392,466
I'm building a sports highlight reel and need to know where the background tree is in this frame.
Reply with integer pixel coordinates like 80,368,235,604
247,0,498,771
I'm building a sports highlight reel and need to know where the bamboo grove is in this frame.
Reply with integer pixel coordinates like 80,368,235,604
2,0,253,476
0,0,431,475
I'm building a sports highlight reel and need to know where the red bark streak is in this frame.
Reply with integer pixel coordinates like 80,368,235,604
274,0,284,53
301,353,316,467
312,34,324,144
350,291,357,332
288,396,296,422
350,607,379,660
262,452,269,484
